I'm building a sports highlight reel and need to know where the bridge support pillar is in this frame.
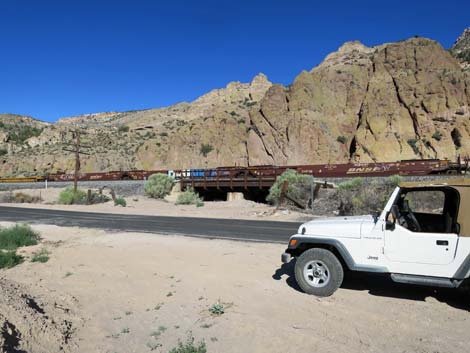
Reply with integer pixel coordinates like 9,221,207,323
227,192,244,202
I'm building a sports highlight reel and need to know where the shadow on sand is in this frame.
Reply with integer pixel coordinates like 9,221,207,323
272,259,470,311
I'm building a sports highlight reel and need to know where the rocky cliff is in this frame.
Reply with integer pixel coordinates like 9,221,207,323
249,37,470,164
450,27,470,69
1,31,470,176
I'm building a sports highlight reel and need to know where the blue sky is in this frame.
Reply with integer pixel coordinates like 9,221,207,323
1,0,469,122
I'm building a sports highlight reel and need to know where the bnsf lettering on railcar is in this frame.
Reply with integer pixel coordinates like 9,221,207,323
346,166,384,174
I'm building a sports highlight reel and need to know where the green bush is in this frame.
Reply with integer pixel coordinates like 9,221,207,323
0,224,39,250
0,251,23,269
176,188,203,207
337,177,363,190
266,169,312,205
31,248,50,263
88,192,110,205
209,302,225,315
432,131,442,141
58,188,87,205
0,148,7,156
337,176,401,216
118,125,129,133
387,174,402,188
168,334,206,353
114,197,127,207
58,188,109,205
337,135,347,144
8,125,43,145
144,173,174,199
199,143,213,157
407,138,420,155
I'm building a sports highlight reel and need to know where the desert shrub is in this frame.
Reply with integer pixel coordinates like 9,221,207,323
0,251,23,269
168,334,206,353
387,174,402,188
12,192,42,203
118,125,129,133
144,173,174,199
175,188,203,207
58,188,109,205
337,177,363,190
114,197,127,207
0,148,7,156
407,138,420,154
199,143,213,157
8,126,43,145
88,192,110,205
337,176,400,216
0,224,40,250
266,169,312,205
58,188,87,205
31,248,50,263
337,135,347,144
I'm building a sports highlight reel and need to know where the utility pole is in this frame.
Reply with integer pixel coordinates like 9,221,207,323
62,130,90,193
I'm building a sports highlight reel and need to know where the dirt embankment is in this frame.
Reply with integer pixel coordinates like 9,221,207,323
0,276,82,353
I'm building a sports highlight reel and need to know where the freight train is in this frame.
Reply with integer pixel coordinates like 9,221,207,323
0,158,468,183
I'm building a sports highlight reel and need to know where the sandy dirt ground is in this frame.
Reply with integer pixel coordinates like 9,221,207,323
1,222,469,353
0,188,313,222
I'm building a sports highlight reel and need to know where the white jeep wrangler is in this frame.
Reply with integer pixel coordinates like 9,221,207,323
281,179,470,297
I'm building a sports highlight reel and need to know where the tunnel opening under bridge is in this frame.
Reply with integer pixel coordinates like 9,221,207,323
191,186,270,203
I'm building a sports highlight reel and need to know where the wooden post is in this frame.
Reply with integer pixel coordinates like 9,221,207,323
73,132,80,193
62,130,90,194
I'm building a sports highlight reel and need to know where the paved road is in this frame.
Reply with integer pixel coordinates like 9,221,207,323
0,206,301,243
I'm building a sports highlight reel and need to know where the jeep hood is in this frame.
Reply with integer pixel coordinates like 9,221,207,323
298,215,375,239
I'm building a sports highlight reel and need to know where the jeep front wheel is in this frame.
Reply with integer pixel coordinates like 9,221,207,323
294,248,344,297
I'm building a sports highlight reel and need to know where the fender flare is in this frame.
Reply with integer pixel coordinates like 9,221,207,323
287,236,388,273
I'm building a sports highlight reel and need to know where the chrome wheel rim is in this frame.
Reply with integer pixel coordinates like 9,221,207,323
303,260,330,287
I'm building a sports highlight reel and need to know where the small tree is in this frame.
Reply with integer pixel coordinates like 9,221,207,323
266,169,311,205
144,173,174,199
200,144,213,157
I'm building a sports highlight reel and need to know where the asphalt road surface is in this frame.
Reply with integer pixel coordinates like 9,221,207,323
0,206,302,243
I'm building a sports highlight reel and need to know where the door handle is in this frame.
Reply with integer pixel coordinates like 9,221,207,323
436,240,449,246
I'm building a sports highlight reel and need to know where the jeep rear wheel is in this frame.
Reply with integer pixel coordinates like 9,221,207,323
295,248,344,297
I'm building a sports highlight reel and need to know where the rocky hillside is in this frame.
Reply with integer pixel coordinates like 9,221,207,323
249,37,470,164
450,27,470,68
1,31,470,176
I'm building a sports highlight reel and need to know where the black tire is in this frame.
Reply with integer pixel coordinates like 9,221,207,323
294,248,344,297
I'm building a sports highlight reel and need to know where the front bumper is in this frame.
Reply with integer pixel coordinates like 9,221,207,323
281,252,291,264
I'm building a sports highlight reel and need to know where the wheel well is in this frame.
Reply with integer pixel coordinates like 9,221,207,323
293,243,349,270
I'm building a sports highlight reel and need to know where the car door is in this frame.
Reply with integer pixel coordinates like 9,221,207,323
384,189,458,265
384,224,458,265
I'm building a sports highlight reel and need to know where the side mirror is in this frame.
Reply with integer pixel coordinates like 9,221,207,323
385,220,396,231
